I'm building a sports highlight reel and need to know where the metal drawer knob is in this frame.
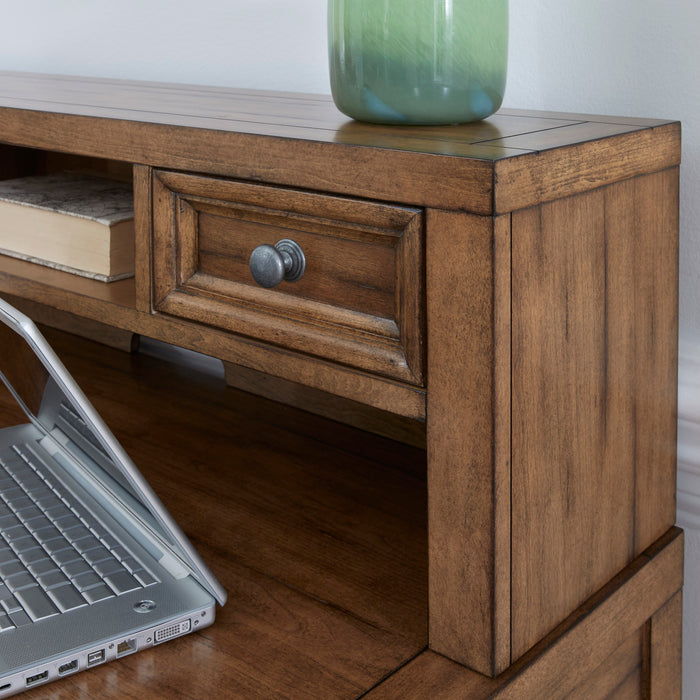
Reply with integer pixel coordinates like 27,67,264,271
249,239,306,289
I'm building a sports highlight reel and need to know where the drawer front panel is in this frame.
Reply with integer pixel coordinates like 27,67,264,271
151,171,424,385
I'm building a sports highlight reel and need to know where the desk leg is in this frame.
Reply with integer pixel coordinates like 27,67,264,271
426,209,511,676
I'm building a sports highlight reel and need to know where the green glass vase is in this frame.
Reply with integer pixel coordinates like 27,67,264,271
328,0,508,125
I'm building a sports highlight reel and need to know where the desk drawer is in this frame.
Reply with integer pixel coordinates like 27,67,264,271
151,171,424,385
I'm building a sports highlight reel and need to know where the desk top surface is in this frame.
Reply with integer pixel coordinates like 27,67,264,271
0,71,681,214
0,71,675,159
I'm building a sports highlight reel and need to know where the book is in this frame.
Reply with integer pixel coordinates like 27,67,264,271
0,173,135,282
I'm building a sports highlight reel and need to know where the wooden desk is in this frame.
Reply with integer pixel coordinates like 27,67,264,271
0,73,682,697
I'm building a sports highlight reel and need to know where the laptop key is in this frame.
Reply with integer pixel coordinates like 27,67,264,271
24,515,51,533
18,546,48,565
100,534,120,550
15,504,42,523
43,538,72,556
27,558,59,577
134,569,158,587
0,514,21,530
52,548,82,567
62,559,91,578
6,572,36,592
0,546,16,563
63,525,90,543
0,612,15,632
37,496,65,513
0,560,24,578
37,569,70,591
9,535,36,554
73,571,102,591
33,525,62,544
104,570,140,595
0,594,21,614
82,546,111,565
82,584,115,604
74,536,101,555
47,584,87,613
93,558,123,578
4,524,31,543
8,609,31,627
14,585,59,621
5,495,32,512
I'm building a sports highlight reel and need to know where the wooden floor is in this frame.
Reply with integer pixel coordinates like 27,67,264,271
0,328,428,699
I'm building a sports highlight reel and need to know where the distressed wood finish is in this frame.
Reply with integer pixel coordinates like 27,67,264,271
426,210,511,675
0,73,682,696
510,169,679,660
648,591,683,698
133,164,152,314
0,72,680,215
365,528,683,700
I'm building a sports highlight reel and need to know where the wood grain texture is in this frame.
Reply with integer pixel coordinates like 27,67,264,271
647,590,682,699
0,73,680,215
627,169,680,555
9,327,428,700
493,123,680,214
365,528,683,700
510,170,679,660
565,627,644,699
132,164,152,313
426,210,511,675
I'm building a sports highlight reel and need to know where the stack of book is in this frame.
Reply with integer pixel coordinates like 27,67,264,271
0,173,135,282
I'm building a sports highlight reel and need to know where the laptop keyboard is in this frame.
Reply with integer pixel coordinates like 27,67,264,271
0,443,158,632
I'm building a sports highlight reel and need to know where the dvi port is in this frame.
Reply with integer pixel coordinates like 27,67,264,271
155,618,191,643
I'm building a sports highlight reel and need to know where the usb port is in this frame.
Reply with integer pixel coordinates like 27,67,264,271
25,670,48,686
87,649,105,666
58,659,78,675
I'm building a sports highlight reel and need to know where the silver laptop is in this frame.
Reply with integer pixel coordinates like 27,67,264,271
0,296,226,697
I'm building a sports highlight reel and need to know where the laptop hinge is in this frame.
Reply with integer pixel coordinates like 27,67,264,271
43,428,68,451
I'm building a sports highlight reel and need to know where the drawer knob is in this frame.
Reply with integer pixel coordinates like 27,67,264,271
249,239,306,288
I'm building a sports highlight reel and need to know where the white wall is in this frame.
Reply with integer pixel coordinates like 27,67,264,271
2,0,700,694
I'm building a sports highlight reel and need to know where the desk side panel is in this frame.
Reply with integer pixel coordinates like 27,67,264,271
510,168,679,660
